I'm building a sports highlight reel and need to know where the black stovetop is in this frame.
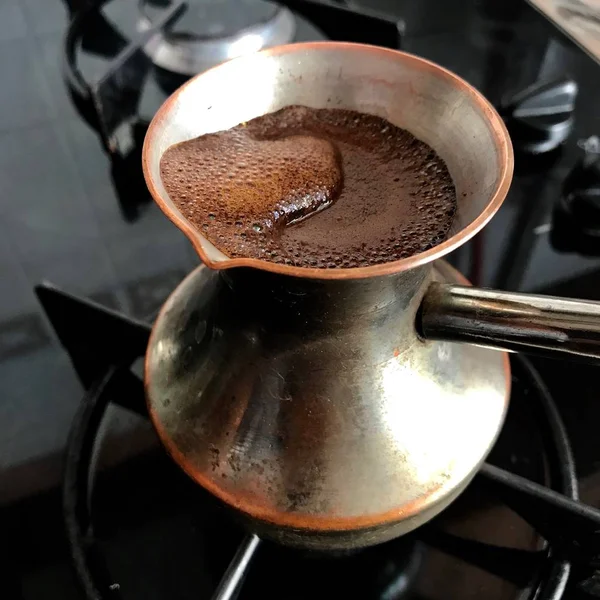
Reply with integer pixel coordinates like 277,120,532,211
3,0,600,598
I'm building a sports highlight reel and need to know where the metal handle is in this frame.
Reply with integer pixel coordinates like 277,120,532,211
420,283,600,361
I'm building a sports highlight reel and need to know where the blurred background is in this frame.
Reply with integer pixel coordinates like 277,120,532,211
2,1,600,598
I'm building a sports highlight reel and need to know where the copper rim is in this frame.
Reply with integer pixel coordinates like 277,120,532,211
144,261,512,532
143,41,514,281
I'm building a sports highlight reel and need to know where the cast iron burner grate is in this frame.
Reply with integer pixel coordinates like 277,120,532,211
35,281,600,600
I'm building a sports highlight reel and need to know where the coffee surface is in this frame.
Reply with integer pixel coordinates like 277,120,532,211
160,106,457,268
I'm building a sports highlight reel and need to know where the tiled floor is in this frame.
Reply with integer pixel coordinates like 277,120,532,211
0,0,197,502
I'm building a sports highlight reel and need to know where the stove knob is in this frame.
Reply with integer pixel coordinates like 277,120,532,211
551,136,600,255
501,77,578,154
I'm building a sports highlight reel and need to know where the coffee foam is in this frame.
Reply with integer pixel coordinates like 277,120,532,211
160,106,456,268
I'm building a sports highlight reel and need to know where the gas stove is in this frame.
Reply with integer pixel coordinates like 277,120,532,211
4,1,600,599
27,281,600,599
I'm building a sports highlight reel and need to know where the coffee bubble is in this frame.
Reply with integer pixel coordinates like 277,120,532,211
160,106,456,268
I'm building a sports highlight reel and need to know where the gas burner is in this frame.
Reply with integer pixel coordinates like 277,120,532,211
64,0,403,155
34,279,600,600
63,0,402,221
138,0,296,77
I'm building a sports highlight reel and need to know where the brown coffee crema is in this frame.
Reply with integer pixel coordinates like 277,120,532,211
160,106,457,268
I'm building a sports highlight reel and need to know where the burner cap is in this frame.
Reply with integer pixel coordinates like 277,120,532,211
138,0,296,76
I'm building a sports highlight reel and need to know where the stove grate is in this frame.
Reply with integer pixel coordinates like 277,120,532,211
35,282,600,599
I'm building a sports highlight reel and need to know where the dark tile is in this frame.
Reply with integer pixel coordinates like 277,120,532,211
0,313,50,361
0,346,83,468
88,181,174,241
21,0,67,36
3,208,103,267
88,289,122,312
108,229,197,289
61,119,111,187
0,38,54,130
0,0,28,42
20,244,118,299
0,250,39,320
125,270,186,320
0,126,67,208
36,34,79,120
0,125,104,262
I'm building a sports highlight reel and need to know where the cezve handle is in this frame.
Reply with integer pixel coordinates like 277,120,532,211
420,283,600,361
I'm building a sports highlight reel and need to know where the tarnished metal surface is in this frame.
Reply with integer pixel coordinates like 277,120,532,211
421,283,600,361
145,262,509,549
138,5,296,77
142,41,516,549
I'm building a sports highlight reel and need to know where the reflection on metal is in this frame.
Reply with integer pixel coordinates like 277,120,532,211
578,135,600,154
145,261,509,550
534,223,552,235
138,3,296,76
211,534,261,600
421,283,600,361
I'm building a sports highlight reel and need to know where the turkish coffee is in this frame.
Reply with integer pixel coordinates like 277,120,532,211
160,106,456,268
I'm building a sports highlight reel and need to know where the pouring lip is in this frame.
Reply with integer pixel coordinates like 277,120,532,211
143,41,514,281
